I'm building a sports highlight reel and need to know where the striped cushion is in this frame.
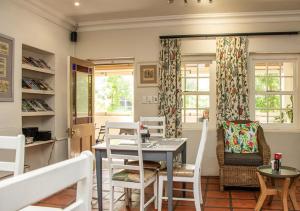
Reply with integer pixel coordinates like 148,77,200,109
159,164,195,177
112,169,156,183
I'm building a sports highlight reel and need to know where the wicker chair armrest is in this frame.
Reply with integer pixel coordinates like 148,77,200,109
216,129,225,166
257,126,271,165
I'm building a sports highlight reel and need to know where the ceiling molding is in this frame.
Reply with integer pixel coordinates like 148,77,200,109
78,10,300,32
12,0,76,31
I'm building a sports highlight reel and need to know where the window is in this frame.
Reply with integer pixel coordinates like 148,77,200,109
95,66,133,116
253,58,296,125
181,61,211,125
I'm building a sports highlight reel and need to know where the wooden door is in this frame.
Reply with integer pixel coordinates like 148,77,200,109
68,57,95,158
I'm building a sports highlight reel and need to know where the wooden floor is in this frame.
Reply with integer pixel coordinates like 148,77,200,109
35,170,300,211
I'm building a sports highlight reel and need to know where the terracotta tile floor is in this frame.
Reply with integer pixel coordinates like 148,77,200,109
35,171,300,211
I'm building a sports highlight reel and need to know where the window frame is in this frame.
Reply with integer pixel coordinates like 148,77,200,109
181,55,216,129
249,54,299,130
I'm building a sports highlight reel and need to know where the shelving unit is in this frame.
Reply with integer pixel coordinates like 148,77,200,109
25,140,55,148
21,44,56,167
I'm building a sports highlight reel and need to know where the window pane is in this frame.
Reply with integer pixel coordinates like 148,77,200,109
268,110,281,123
282,95,293,109
185,78,197,91
198,78,209,91
198,95,209,108
267,95,280,109
283,110,293,123
185,95,197,108
255,95,267,109
281,77,293,91
255,110,267,123
255,77,267,91
198,63,209,77
255,63,267,76
267,77,280,91
185,64,197,77
282,62,294,76
76,71,89,117
268,63,281,76
185,109,197,123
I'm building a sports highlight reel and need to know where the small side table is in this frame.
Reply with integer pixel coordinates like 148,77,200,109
255,165,300,211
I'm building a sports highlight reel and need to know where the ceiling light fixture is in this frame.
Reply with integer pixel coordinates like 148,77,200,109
74,1,80,6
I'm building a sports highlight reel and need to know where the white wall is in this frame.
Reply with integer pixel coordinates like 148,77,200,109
0,0,72,169
76,21,300,175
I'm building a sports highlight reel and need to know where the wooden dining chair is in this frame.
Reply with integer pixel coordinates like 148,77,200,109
140,116,166,138
0,135,25,177
0,151,94,211
105,121,158,211
158,119,209,211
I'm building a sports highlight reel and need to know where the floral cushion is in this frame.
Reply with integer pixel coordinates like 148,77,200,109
223,121,259,153
112,169,156,183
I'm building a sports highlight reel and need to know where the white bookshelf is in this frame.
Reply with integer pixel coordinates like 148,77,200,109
22,44,55,144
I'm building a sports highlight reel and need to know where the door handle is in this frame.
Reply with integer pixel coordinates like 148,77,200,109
66,128,76,137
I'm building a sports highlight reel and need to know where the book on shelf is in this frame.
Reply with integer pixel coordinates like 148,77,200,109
22,99,53,112
22,78,53,91
22,56,51,69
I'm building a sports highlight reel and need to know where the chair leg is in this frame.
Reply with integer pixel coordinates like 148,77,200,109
199,176,203,204
140,189,145,211
109,186,114,211
154,179,158,209
158,176,164,211
125,188,130,207
193,182,201,211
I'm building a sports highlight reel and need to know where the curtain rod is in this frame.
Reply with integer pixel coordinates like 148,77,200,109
159,31,299,39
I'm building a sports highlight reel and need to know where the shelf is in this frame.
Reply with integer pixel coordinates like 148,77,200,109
22,89,55,95
22,64,55,75
25,140,55,148
22,111,55,117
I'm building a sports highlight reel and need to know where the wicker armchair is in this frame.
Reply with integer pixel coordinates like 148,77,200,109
216,120,271,191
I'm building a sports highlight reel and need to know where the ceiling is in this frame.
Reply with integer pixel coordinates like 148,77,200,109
27,0,300,23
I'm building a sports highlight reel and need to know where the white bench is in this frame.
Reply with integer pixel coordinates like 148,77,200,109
0,151,94,211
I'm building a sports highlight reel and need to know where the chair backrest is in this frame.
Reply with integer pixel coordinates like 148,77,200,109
105,122,144,185
0,151,93,211
0,135,25,176
194,119,209,179
140,116,166,138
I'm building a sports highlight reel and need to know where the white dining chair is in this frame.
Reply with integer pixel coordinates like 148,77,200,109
105,121,158,211
0,135,25,177
0,151,94,211
158,119,209,211
140,116,166,138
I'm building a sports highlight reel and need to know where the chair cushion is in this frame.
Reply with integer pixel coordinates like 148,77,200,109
223,121,259,153
224,152,263,166
127,160,161,170
112,169,156,183
159,164,195,177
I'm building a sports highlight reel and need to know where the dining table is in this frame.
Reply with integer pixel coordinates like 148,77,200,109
93,137,187,211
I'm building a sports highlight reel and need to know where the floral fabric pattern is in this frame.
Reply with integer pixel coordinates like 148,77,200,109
223,121,259,153
216,37,250,126
158,39,182,138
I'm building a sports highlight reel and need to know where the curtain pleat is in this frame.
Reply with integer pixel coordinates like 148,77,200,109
158,39,182,138
216,36,250,126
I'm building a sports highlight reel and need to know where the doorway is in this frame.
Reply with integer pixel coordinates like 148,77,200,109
94,64,134,138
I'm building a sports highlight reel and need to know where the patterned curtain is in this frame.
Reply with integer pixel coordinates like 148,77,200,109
216,36,250,126
158,39,182,138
